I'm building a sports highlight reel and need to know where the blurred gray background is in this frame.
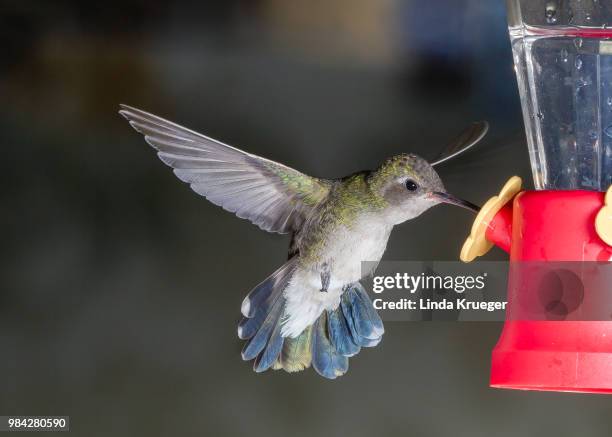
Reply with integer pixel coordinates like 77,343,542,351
2,1,611,436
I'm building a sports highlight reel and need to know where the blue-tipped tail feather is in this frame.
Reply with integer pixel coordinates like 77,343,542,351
240,260,296,318
340,283,384,346
238,259,296,372
327,306,360,357
239,278,384,379
311,313,349,379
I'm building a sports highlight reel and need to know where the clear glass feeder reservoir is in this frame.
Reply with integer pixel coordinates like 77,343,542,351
508,0,612,190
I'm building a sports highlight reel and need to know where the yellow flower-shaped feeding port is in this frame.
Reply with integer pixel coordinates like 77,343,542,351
460,176,522,262
595,186,612,247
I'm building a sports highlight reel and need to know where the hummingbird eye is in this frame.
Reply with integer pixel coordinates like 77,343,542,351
405,179,418,192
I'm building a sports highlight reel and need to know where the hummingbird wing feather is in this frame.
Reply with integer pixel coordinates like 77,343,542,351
430,121,489,166
119,105,331,233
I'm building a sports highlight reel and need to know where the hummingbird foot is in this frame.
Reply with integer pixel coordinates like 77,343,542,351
320,265,330,293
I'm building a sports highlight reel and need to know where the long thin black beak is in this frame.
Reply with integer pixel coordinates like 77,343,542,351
430,192,480,213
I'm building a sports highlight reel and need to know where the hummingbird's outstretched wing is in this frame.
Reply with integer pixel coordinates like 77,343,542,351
119,105,331,234
430,121,489,166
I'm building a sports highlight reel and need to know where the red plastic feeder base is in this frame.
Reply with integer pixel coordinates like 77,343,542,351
491,322,612,393
468,187,612,394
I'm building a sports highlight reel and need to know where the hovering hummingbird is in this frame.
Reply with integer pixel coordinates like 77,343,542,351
119,105,486,379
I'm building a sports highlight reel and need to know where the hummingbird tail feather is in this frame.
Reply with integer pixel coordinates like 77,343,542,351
310,311,349,378
280,282,385,379
340,282,385,347
238,258,298,372
276,326,313,372
327,305,361,356
309,282,385,378
239,258,297,319
239,267,385,378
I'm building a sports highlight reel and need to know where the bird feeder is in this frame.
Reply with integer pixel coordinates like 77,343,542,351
460,0,612,393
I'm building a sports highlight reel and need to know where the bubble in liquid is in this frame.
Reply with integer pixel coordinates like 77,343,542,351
574,38,583,49
589,131,599,140
537,112,545,121
560,48,569,62
605,125,612,138
607,97,612,107
575,57,583,69
545,2,558,23
575,78,589,96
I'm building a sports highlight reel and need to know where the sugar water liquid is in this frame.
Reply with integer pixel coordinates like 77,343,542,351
508,0,612,191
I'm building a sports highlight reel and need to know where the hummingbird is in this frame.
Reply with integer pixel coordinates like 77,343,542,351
119,105,486,379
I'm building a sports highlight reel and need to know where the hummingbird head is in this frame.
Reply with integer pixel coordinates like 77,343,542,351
369,154,478,225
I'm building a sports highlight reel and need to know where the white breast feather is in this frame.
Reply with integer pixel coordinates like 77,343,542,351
281,218,392,338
